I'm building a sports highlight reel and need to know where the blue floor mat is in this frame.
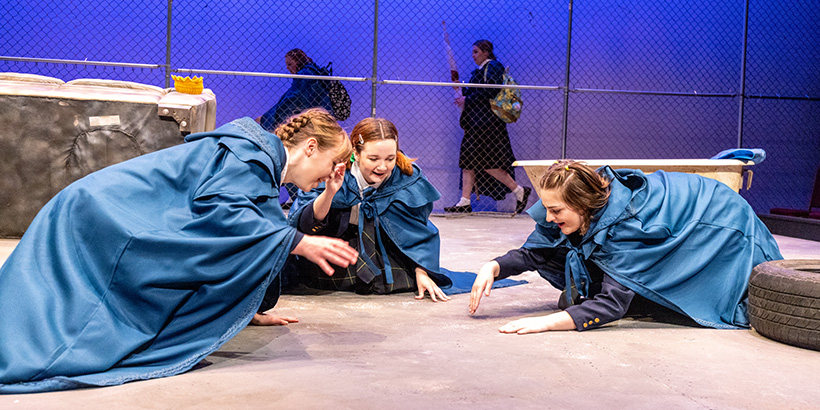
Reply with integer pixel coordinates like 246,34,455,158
439,268,527,295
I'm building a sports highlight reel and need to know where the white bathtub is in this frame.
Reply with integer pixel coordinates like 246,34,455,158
513,159,753,199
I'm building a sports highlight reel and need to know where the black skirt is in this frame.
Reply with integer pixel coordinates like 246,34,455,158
458,119,516,200
291,217,417,295
458,118,515,171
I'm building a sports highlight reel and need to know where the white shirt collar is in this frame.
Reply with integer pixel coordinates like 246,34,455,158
478,58,493,69
350,161,383,194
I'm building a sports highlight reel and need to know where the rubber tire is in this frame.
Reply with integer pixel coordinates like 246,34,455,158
748,259,820,351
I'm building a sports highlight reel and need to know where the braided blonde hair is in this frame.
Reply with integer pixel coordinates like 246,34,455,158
274,108,351,163
539,160,611,235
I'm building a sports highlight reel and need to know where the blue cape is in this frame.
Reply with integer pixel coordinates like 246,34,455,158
259,61,334,131
523,167,783,329
0,118,296,393
289,163,451,286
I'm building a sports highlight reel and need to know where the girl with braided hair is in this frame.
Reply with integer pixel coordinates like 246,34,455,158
0,108,358,393
278,117,453,302
469,160,782,334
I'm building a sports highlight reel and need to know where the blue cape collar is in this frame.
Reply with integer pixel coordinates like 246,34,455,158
185,117,286,188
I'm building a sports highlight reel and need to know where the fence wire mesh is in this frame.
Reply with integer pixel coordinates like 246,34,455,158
1,0,818,214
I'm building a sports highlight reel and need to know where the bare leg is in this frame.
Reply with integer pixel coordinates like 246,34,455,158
445,169,476,212
485,168,519,191
461,169,476,199
485,168,532,215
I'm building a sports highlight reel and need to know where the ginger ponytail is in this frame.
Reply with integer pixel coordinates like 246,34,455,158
395,151,415,176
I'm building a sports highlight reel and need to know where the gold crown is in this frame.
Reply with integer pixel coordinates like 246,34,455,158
172,75,204,94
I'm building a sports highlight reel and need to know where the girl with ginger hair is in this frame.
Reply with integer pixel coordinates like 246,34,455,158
274,117,453,302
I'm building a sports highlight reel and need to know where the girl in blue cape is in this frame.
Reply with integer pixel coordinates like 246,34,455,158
271,117,452,308
468,160,783,333
0,109,358,393
257,48,335,130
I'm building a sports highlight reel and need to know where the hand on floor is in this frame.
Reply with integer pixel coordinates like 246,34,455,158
498,311,574,334
251,312,300,326
415,268,451,302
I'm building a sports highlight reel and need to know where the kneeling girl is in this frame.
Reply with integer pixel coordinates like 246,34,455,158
277,118,451,305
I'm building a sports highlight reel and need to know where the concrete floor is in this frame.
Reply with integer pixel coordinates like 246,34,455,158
1,214,819,409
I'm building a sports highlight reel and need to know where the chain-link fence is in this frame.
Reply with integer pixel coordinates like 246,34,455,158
1,0,818,214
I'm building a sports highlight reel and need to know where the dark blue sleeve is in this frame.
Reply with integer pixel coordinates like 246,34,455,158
297,200,350,237
464,61,503,100
484,60,504,84
494,246,567,293
259,85,299,131
260,75,318,131
258,103,281,131
288,231,304,252
494,247,555,279
272,83,304,126
564,273,635,331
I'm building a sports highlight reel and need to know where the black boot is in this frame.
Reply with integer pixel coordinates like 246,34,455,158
444,203,472,213
514,187,532,215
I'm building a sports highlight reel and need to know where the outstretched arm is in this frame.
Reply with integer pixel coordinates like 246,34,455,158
500,273,636,334
469,247,558,314
498,312,576,334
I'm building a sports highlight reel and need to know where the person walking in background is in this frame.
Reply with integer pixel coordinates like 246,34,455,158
257,48,336,208
258,49,335,130
444,39,530,215
0,109,357,392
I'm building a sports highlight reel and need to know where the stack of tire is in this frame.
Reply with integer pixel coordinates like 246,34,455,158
748,260,820,351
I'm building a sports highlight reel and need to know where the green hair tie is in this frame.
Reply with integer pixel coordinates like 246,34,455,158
350,153,356,162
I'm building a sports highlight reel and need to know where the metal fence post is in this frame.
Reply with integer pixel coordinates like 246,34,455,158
560,0,574,159
370,0,379,117
737,0,750,149
165,0,173,89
